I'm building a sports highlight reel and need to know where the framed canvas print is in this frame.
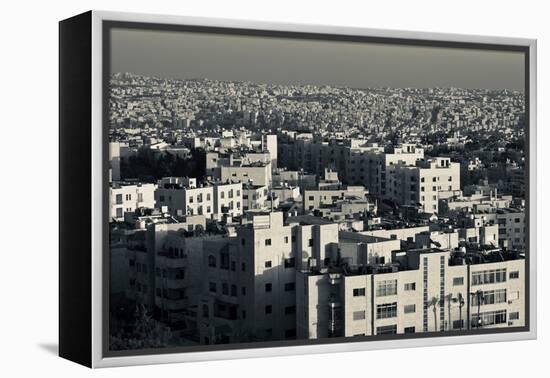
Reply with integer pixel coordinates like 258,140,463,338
59,10,537,368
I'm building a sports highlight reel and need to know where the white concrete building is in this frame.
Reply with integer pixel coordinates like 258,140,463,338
242,184,269,211
389,157,461,214
297,248,525,339
110,183,156,222
198,212,339,344
303,186,368,213
212,181,243,220
155,177,215,219
220,162,272,187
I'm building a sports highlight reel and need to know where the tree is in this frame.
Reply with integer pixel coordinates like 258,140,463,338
110,304,173,350
454,293,465,330
445,293,454,331
429,296,439,332
471,290,485,329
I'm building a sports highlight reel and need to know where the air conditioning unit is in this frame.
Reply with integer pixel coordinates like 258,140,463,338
508,300,513,304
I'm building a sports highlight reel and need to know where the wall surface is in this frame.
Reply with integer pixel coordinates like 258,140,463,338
0,0,547,377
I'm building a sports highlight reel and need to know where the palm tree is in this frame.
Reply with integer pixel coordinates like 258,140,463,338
453,293,465,330
471,290,485,328
429,296,439,332
445,293,454,331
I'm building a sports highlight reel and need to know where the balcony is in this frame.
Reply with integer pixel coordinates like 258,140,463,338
156,256,187,269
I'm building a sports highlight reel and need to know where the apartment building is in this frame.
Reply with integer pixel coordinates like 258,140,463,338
211,180,243,221
473,209,526,250
220,162,272,187
297,248,525,339
345,143,423,193
439,191,512,216
206,151,272,179
125,217,221,333
109,182,156,222
155,177,215,218
389,157,461,214
303,186,368,213
262,134,278,169
197,212,339,344
272,169,317,191
271,184,301,203
242,184,270,211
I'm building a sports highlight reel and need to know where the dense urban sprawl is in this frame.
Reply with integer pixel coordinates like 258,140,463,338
108,73,526,350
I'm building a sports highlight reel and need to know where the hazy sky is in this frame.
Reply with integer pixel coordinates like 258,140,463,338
110,27,525,91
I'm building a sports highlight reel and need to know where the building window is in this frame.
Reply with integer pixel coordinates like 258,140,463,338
308,238,314,247
231,261,236,271
353,311,366,320
208,255,216,267
265,283,272,292
284,306,296,315
453,320,464,329
265,260,272,268
453,277,464,286
115,194,123,204
116,207,123,218
404,282,416,291
472,269,507,285
376,302,397,319
509,312,520,320
284,282,295,291
265,238,272,246
376,325,397,335
285,329,296,339
376,280,397,296
404,304,416,314
472,289,507,306
265,305,272,314
209,282,216,293
471,310,507,327
404,326,415,334
202,304,209,318
222,283,229,295
231,285,237,297
353,288,366,297
509,271,520,279
284,257,295,268
284,236,289,244
241,262,246,272
241,286,246,296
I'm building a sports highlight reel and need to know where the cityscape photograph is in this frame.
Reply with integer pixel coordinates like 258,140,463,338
107,27,528,351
